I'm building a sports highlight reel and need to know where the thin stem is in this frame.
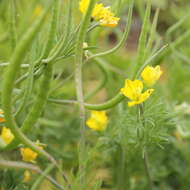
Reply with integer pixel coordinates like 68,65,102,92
139,104,154,190
0,160,65,190
74,0,97,186
133,0,151,78
143,148,154,190
135,44,168,79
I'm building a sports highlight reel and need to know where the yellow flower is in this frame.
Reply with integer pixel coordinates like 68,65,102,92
20,147,38,163
0,109,5,123
141,65,163,86
20,141,44,163
120,79,154,107
23,170,31,183
79,0,119,27
86,111,108,131
1,127,14,144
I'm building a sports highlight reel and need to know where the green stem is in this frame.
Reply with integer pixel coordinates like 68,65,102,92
74,0,97,186
4,1,59,151
9,0,17,49
143,148,154,190
139,105,154,190
48,93,125,111
144,8,160,59
135,44,168,79
133,0,151,78
155,29,190,65
2,4,55,163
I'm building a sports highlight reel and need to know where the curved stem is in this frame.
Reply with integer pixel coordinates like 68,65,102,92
155,29,190,65
48,92,125,111
87,0,134,61
2,4,55,163
4,1,59,151
135,44,168,79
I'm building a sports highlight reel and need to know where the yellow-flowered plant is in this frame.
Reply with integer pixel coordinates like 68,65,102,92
120,79,154,107
79,0,120,27
1,127,14,144
141,65,163,86
0,109,5,123
20,142,43,163
86,111,108,131
20,147,38,163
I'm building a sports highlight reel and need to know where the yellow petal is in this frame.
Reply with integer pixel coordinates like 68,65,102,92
120,79,143,101
139,89,154,104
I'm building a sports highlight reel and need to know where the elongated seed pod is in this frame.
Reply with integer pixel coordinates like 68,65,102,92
2,3,55,163
4,1,58,151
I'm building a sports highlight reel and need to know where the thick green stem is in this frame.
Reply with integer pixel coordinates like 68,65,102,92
2,4,55,163
4,1,58,151
48,93,125,111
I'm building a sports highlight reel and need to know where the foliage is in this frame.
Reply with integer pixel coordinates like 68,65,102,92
0,0,190,190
